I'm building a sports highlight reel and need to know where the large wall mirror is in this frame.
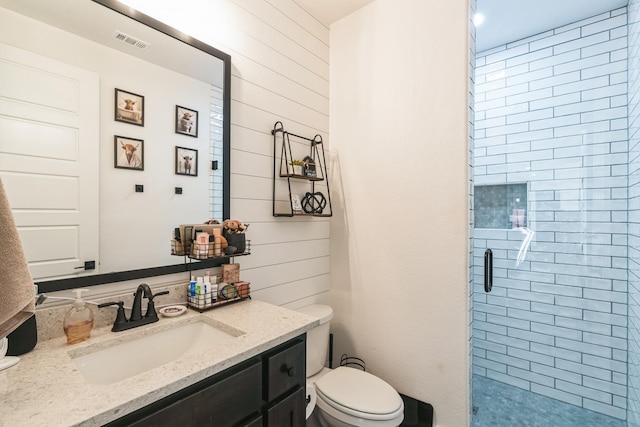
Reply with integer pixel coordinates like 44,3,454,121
0,0,231,292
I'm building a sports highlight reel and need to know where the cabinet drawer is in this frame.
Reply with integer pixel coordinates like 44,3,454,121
265,339,305,401
267,387,306,427
120,359,262,427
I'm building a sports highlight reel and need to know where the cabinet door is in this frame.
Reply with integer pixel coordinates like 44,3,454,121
267,388,306,427
265,340,305,402
122,360,262,427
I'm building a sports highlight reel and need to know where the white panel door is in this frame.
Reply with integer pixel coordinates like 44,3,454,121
0,42,99,280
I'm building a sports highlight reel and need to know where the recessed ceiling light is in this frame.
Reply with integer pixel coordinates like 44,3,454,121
474,13,485,27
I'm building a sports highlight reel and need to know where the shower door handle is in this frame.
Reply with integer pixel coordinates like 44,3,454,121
484,249,493,293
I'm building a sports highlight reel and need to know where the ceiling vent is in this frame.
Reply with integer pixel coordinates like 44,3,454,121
111,30,150,50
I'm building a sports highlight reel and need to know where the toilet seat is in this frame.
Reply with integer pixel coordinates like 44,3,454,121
314,367,404,421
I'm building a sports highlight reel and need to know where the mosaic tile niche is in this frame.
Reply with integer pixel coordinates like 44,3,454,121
474,183,527,229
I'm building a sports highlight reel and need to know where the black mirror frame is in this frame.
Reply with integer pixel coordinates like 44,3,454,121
36,0,231,293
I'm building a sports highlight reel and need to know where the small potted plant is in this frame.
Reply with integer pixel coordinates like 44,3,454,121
289,159,304,176
222,219,249,254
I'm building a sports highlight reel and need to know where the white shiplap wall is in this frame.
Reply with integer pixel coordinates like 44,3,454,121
120,0,331,309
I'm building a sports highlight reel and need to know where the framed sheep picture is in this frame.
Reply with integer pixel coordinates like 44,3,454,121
175,146,198,177
114,136,144,171
175,105,198,137
115,88,144,126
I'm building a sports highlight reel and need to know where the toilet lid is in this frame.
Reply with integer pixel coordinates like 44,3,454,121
314,367,403,417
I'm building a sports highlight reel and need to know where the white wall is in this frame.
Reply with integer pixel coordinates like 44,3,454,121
330,1,471,425
109,0,332,307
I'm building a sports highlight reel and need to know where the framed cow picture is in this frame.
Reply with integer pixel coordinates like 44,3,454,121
175,146,198,177
114,136,144,171
115,88,144,126
175,105,198,137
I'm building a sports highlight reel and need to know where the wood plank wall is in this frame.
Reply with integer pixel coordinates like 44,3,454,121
208,0,331,308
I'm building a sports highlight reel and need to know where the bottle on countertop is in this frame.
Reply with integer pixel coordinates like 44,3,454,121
203,272,211,303
196,232,209,257
63,289,94,345
189,276,197,296
204,271,218,303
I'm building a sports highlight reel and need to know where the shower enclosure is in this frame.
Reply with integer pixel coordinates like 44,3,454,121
470,3,640,425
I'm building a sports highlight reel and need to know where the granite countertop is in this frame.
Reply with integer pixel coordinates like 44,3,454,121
0,300,317,427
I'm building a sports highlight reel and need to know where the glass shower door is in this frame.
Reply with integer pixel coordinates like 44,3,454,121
470,5,630,426
471,186,627,427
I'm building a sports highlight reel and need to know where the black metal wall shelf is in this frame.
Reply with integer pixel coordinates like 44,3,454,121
272,121,332,217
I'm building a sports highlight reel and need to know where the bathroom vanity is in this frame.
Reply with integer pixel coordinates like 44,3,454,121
0,300,316,427
108,334,307,426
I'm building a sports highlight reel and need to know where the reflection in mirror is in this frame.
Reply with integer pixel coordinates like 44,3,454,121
0,0,230,292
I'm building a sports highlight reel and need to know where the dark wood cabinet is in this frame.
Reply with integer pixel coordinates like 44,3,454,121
267,387,306,426
263,338,306,426
106,334,306,427
266,339,305,402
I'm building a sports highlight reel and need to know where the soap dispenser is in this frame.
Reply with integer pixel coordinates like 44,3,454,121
63,289,94,345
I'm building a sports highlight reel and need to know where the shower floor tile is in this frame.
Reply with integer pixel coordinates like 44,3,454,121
472,375,626,427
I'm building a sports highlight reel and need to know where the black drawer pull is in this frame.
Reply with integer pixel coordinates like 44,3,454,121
281,364,295,377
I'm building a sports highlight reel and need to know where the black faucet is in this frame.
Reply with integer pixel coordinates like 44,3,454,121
98,284,169,332
130,283,153,322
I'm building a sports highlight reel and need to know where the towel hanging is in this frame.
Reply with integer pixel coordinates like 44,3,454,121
0,177,35,339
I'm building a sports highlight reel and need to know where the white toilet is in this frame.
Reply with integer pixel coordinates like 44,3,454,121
298,304,404,427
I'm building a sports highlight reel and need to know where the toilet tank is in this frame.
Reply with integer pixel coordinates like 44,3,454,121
297,304,333,377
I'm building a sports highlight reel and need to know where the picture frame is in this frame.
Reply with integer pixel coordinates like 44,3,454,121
175,105,198,137
302,155,317,177
175,146,198,176
292,194,303,213
114,88,144,126
114,136,144,171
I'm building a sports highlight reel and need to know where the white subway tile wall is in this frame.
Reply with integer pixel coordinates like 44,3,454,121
469,0,477,413
628,0,640,424
474,8,628,420
209,85,223,220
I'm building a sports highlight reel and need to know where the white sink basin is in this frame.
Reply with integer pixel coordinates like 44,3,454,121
70,319,243,387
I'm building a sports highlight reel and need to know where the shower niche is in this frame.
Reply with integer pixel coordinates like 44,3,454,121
474,183,528,229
